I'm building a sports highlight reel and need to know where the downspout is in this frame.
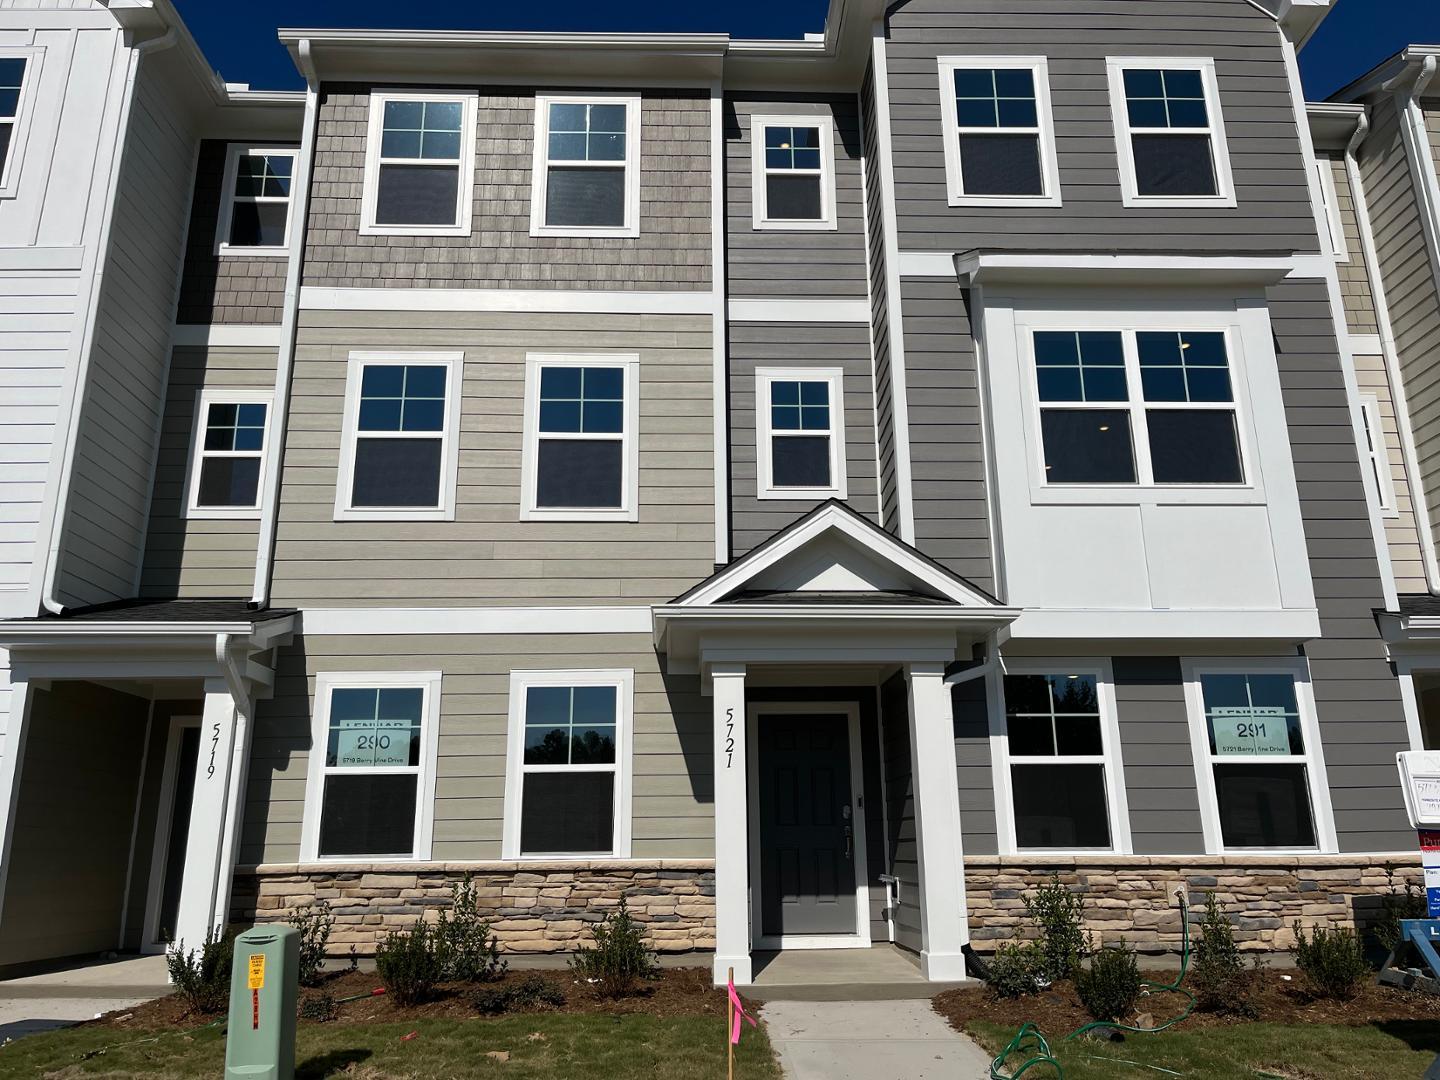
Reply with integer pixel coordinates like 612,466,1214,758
250,40,319,608
40,26,178,615
211,633,253,934
1345,111,1440,593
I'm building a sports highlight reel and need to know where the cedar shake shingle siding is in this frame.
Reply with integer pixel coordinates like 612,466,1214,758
302,86,712,291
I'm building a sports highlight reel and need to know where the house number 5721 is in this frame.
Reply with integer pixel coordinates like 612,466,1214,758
724,708,735,769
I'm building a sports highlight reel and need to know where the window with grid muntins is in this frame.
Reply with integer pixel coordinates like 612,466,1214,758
952,66,1045,196
536,366,626,508
224,152,294,248
0,58,26,181
762,125,825,221
195,402,267,509
1121,68,1219,198
544,102,628,228
374,98,466,226
769,380,834,489
318,686,425,858
351,365,448,508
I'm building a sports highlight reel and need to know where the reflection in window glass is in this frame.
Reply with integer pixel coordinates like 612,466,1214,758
952,66,1045,196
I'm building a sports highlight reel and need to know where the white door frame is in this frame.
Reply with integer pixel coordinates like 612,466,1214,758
141,714,201,953
746,700,872,951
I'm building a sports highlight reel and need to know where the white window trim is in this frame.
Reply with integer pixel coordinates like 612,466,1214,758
520,352,640,523
299,670,443,864
994,658,1133,856
213,144,299,258
1180,657,1338,856
1106,56,1237,209
181,388,276,521
334,351,464,522
1359,392,1398,516
501,668,634,861
0,47,42,200
359,90,477,237
749,113,839,231
1014,306,1262,505
754,366,849,501
529,93,642,239
937,56,1062,208
1313,158,1350,262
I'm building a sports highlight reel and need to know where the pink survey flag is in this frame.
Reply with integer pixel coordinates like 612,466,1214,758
728,975,757,1046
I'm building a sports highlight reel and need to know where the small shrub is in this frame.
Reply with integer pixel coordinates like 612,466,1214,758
1027,876,1088,981
375,920,444,1006
166,929,234,1015
471,974,565,1016
1190,893,1254,1017
1374,866,1426,954
569,897,659,998
290,899,335,988
1075,944,1143,1022
986,941,1046,999
1292,923,1369,1000
435,874,507,984
298,992,338,1023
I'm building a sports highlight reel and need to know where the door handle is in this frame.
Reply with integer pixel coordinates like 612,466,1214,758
844,825,853,860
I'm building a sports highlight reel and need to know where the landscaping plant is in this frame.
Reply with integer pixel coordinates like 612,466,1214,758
1075,943,1143,1022
375,919,445,1006
1292,922,1370,1000
1190,892,1255,1017
289,899,335,987
471,973,566,1015
1026,875,1088,981
570,896,659,998
435,873,508,983
1374,865,1426,954
985,941,1047,999
165,928,235,1015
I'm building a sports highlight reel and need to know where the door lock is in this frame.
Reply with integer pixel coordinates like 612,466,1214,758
844,825,853,860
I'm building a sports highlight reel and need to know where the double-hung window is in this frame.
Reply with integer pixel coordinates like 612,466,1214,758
521,355,638,521
302,672,441,861
1001,668,1127,852
361,91,476,235
531,95,641,237
938,57,1060,206
751,115,837,229
185,391,272,518
0,53,35,195
1032,328,1246,487
755,367,847,500
215,146,298,254
1185,663,1334,852
336,353,463,521
503,670,633,859
1108,58,1234,207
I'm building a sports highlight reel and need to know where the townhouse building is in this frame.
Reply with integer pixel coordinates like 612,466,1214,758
0,0,1426,986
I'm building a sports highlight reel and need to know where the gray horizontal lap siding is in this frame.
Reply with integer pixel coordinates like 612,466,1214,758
1111,657,1205,856
728,322,879,556
304,86,710,291
900,278,993,593
879,672,920,951
140,346,278,598
952,676,997,856
269,309,715,607
862,65,901,533
724,95,868,299
1269,278,1413,852
176,140,290,326
883,0,1320,256
244,634,710,866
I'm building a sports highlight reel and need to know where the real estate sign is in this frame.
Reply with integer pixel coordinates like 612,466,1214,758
1209,706,1291,756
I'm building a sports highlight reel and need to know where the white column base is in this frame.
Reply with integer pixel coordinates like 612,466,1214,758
921,949,968,982
713,953,754,987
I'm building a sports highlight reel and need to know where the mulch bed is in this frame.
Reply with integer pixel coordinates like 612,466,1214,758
93,966,741,1032
934,970,1440,1039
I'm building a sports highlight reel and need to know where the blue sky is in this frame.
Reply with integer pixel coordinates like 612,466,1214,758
173,0,1440,100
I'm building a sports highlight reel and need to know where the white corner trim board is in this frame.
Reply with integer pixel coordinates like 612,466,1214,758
172,325,286,348
300,606,656,635
299,286,712,316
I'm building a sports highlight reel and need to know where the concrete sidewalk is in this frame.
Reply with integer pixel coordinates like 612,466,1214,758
761,999,992,1080
0,955,172,1043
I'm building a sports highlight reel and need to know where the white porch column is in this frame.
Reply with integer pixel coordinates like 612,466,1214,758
173,678,239,950
0,677,34,925
906,661,970,981
711,662,751,986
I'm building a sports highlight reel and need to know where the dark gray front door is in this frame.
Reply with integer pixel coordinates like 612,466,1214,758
757,712,857,937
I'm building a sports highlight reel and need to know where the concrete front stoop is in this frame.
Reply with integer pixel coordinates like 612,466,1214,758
746,946,976,1002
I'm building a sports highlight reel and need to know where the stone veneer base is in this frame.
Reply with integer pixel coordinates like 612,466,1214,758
231,855,1421,957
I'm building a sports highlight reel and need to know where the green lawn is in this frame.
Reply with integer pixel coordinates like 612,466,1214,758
971,1019,1440,1080
0,1014,783,1079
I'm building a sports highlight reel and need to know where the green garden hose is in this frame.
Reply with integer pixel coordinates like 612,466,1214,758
988,894,1196,1080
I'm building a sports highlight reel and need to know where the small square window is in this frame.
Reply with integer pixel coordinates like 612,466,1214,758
185,393,271,518
215,146,297,254
756,369,847,499
752,115,838,230
939,58,1060,206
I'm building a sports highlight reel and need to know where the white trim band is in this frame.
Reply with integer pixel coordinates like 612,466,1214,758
300,606,655,636
299,286,713,315
727,298,872,323
173,325,285,348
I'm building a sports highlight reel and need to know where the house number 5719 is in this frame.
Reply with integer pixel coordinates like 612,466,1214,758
724,708,735,768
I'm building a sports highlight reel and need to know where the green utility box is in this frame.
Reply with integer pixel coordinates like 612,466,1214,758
224,925,300,1080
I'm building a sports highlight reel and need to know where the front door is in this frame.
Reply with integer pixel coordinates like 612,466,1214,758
154,723,201,945
756,712,857,937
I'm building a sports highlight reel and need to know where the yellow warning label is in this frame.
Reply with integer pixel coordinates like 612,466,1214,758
247,954,265,991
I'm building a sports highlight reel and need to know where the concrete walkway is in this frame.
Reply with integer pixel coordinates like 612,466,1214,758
0,955,172,1043
761,999,993,1080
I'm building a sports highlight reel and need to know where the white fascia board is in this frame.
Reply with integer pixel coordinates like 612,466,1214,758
301,607,654,636
676,504,996,608
955,252,1299,289
895,252,958,278
172,324,285,348
299,286,712,316
1007,608,1322,642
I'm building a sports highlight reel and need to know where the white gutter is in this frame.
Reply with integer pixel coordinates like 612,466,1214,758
1345,112,1440,594
39,27,178,615
251,41,320,608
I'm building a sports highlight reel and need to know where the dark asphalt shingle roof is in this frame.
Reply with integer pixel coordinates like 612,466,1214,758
20,599,296,624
